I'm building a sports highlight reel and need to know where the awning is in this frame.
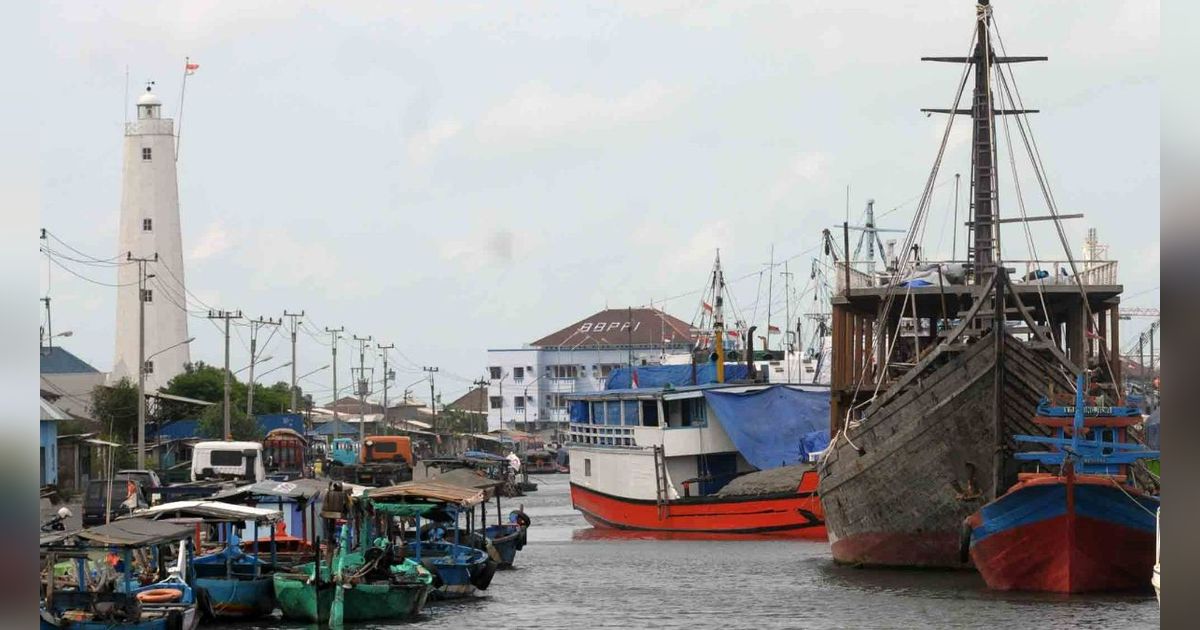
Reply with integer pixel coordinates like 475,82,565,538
210,478,369,502
148,392,214,406
73,519,194,547
469,433,502,442
368,481,485,507
123,500,282,523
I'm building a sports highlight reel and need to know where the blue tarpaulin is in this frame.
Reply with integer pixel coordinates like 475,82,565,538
701,386,830,470
606,363,750,389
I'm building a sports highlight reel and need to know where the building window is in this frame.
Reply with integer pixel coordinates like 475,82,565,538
513,366,524,382
552,365,579,379
513,396,525,411
489,366,502,380
142,147,152,161
142,289,153,303
143,360,154,374
584,458,592,477
489,396,502,409
143,218,152,231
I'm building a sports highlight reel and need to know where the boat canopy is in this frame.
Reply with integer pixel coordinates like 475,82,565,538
69,519,194,548
605,363,751,389
702,385,831,470
431,467,505,490
368,481,486,507
209,477,370,502
123,500,283,523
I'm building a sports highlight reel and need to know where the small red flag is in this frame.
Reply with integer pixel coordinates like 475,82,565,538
702,302,713,312
185,62,200,75
726,330,740,338
768,325,781,333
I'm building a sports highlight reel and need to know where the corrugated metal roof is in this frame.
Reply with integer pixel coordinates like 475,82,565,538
40,398,70,421
39,347,100,374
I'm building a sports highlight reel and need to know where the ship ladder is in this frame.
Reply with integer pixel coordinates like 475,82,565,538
653,445,670,520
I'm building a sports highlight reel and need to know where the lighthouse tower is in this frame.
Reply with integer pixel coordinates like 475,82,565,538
112,85,190,391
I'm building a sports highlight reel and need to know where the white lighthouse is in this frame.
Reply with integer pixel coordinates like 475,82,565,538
112,85,190,391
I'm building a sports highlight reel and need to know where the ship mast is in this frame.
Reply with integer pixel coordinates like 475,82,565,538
712,252,726,383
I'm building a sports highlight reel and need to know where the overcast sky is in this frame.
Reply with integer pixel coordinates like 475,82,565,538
38,1,1160,405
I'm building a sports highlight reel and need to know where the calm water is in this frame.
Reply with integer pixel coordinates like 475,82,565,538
220,473,1158,630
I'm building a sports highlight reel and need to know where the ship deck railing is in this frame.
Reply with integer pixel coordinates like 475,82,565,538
834,259,1119,294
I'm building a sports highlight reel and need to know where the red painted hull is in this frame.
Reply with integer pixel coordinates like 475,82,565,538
829,530,966,568
971,513,1154,593
570,474,826,540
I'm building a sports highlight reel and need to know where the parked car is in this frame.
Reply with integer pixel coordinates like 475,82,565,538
81,478,149,526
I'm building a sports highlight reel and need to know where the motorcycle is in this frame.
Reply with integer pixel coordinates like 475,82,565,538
41,507,72,533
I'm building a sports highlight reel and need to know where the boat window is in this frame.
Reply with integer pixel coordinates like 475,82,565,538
605,401,622,425
622,400,639,426
681,399,707,427
210,450,244,467
584,458,592,476
641,400,659,427
590,401,602,424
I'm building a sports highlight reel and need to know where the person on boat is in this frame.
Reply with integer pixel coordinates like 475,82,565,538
508,504,531,528
321,481,352,545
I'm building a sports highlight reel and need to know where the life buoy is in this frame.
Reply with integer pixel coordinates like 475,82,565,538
137,588,183,603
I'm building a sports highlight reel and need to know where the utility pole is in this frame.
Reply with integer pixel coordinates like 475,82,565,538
207,309,242,440
284,310,305,411
353,335,373,446
130,252,157,468
377,343,395,433
472,378,489,434
423,366,439,436
325,327,345,440
40,297,53,350
246,316,281,418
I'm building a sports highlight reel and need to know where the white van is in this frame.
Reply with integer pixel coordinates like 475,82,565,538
190,441,266,483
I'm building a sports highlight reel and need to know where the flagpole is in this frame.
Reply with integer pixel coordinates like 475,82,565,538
176,56,189,161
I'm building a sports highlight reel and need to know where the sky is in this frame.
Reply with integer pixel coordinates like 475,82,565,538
37,0,1160,406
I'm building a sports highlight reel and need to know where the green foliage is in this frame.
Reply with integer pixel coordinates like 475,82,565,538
158,362,302,422
91,378,139,444
197,402,263,441
438,408,487,435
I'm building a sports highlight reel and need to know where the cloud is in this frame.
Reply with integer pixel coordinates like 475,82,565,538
189,220,232,261
439,223,540,273
769,151,829,204
407,120,463,164
475,81,684,146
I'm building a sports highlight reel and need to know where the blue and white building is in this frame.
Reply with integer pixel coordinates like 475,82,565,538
485,308,697,431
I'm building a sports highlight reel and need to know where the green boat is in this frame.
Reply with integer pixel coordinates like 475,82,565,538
273,527,432,624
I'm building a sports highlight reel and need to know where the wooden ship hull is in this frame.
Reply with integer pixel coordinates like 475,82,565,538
820,330,1074,567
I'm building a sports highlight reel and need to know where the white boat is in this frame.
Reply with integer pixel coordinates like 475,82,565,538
1153,507,1160,602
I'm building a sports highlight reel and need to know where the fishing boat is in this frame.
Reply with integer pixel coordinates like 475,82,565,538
965,377,1160,593
368,481,497,598
424,467,530,568
123,500,283,620
40,520,200,630
272,522,433,625
818,0,1133,568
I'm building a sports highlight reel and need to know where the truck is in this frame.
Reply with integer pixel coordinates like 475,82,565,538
326,435,414,487
142,441,268,504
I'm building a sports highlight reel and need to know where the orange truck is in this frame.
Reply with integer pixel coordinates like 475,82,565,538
328,435,414,487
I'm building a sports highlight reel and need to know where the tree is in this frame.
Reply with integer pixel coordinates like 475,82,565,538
439,408,486,434
91,378,139,444
157,362,245,421
197,402,263,441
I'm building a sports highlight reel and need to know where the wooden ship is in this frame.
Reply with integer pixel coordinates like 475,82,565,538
817,0,1129,568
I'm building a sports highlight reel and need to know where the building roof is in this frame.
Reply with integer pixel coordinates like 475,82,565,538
40,347,100,374
530,308,697,349
446,386,487,413
40,397,70,421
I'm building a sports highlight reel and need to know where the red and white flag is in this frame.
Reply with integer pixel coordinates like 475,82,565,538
185,62,200,75
768,324,781,334
702,302,713,312
631,368,639,389
726,330,740,338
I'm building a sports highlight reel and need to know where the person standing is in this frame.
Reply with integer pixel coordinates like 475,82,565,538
321,481,351,550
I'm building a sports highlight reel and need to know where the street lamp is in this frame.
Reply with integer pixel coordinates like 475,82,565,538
234,355,273,375
137,336,195,470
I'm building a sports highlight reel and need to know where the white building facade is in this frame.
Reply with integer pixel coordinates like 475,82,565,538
485,308,697,432
112,87,191,391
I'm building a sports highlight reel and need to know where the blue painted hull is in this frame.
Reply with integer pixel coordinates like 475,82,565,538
484,524,526,568
406,542,493,599
195,575,274,619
